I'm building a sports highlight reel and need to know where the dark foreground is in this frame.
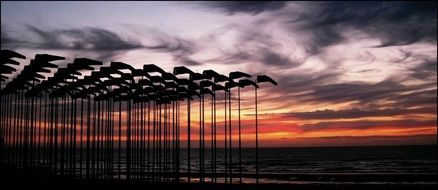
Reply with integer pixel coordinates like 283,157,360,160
1,165,436,190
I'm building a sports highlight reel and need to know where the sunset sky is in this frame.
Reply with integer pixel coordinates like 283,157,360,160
1,1,436,147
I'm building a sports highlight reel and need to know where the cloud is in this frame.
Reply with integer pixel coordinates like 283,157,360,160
190,5,438,118
210,48,302,67
144,35,202,65
298,78,436,107
1,27,13,44
261,2,438,55
222,2,437,55
308,80,405,104
300,119,436,132
204,25,305,68
1,25,144,62
259,49,301,66
26,25,143,51
253,62,436,113
202,1,288,15
1,26,25,49
391,88,437,108
273,134,437,147
141,23,303,67
278,107,436,120
196,2,437,70
410,60,437,80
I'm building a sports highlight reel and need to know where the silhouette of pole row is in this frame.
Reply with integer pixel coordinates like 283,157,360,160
0,49,277,184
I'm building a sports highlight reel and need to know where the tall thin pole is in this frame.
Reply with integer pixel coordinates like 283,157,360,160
199,95,203,183
202,95,205,183
228,89,232,184
176,100,180,182
127,99,131,180
118,100,122,180
213,93,217,183
86,97,91,178
224,90,227,183
255,87,258,184
159,101,162,181
24,90,29,168
140,100,144,180
54,97,59,174
80,98,84,178
187,97,191,183
110,97,115,179
147,101,150,181
173,98,177,182
210,94,215,183
43,93,48,165
72,96,77,176
38,96,42,166
152,102,156,182
238,87,242,183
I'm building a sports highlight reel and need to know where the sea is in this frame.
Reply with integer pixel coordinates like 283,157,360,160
174,145,437,173
9,144,437,184
82,145,437,184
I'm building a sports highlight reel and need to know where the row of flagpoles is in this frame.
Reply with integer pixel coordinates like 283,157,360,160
0,49,277,184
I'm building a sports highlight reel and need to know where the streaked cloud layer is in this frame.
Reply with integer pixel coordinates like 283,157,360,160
1,1,436,146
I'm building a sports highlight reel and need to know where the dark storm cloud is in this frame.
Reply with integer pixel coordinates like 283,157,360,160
254,71,340,103
300,119,436,132
1,26,24,49
145,36,193,52
202,1,288,15
143,23,300,67
1,25,144,62
210,48,301,67
205,26,304,67
198,2,437,66
275,1,437,54
176,57,202,66
300,78,436,106
223,1,438,111
144,36,202,66
26,25,143,51
237,25,304,67
255,64,436,112
260,49,300,66
29,25,204,65
242,71,341,112
1,27,13,44
308,80,406,104
410,60,437,80
392,88,437,108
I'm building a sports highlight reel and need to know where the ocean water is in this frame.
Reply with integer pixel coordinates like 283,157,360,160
10,145,437,184
174,145,437,174
255,145,437,173
66,145,437,175
54,145,437,173
176,145,437,184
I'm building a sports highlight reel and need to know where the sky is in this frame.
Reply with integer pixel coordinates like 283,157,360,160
1,1,437,147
